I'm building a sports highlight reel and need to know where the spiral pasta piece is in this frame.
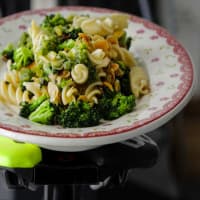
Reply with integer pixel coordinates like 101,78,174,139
23,82,42,99
85,81,102,104
61,85,78,105
0,81,11,103
113,45,136,67
129,66,150,98
79,14,129,36
81,18,106,36
97,69,106,79
29,20,44,62
47,82,60,104
0,70,25,105
71,64,88,84
16,87,32,104
0,80,32,105
109,14,129,30
88,49,110,68
73,16,90,28
3,70,19,87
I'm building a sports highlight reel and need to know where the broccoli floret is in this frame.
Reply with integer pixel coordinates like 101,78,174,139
99,92,135,120
29,99,55,125
59,41,89,71
116,61,132,95
119,68,132,96
18,32,33,50
66,28,82,39
58,39,75,50
19,95,48,118
19,68,34,83
118,32,132,50
58,101,101,128
1,43,15,61
58,78,73,89
87,62,98,83
11,47,34,70
41,14,68,28
68,41,88,65
38,32,58,55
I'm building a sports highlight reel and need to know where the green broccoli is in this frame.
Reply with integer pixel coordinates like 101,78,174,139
38,32,58,56
29,99,55,125
118,32,132,50
99,92,135,120
58,41,89,71
58,39,75,50
87,62,98,83
41,14,68,29
116,61,132,96
1,43,15,61
58,101,101,128
119,69,132,96
18,32,33,50
68,41,89,65
19,68,34,83
66,28,82,40
19,95,48,118
11,47,34,70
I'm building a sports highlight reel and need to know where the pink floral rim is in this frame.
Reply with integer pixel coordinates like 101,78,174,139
0,6,194,138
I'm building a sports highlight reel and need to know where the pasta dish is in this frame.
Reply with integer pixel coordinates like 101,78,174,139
0,13,150,127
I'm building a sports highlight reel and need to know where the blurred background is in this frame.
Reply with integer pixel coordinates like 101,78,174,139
0,0,199,200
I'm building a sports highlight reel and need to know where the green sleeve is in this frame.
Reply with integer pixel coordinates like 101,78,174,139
0,136,42,168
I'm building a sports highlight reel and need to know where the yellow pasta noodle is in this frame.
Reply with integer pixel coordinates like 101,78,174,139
47,82,60,104
85,81,102,104
129,66,150,98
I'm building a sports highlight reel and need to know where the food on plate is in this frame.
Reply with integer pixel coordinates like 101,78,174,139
0,13,150,127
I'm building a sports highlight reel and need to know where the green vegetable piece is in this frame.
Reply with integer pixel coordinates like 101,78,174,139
68,41,89,66
117,60,126,71
12,47,34,70
59,101,100,128
118,32,132,50
18,32,33,50
66,28,82,39
19,95,48,118
99,93,135,120
1,43,15,61
41,13,68,28
54,25,63,36
119,68,132,96
19,68,34,83
58,39,75,50
58,78,73,89
29,100,55,125
37,33,58,56
0,136,42,168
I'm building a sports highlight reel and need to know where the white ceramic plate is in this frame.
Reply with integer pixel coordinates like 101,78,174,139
0,6,196,151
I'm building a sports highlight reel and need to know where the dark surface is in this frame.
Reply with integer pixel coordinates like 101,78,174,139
0,135,159,200
0,0,159,24
0,0,30,16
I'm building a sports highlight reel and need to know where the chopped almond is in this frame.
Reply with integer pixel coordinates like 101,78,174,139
93,39,109,51
78,95,88,102
111,63,119,71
